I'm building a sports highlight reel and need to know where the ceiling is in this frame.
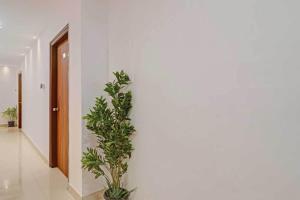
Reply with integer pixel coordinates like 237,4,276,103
0,0,49,67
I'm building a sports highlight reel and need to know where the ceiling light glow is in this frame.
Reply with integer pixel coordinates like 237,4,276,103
3,66,9,74
3,180,9,190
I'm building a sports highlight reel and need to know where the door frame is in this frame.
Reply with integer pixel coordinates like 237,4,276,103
49,25,69,169
18,73,22,129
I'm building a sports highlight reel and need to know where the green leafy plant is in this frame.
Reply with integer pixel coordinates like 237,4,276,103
2,106,17,121
82,71,136,200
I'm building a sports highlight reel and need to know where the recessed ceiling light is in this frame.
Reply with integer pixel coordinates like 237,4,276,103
25,46,31,49
20,53,25,56
32,36,37,40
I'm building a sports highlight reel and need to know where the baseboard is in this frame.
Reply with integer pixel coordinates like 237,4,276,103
21,130,104,200
67,185,81,200
84,190,104,200
22,131,49,165
68,185,104,200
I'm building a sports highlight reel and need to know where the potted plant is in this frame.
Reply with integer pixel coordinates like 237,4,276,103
2,106,17,127
82,71,136,200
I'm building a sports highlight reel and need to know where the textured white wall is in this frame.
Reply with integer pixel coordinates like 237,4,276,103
21,0,83,195
0,67,18,124
107,0,300,199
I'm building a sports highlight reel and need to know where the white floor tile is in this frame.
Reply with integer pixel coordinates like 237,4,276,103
0,128,74,200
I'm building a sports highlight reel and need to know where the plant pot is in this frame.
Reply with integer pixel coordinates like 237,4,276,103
8,121,15,127
103,189,129,200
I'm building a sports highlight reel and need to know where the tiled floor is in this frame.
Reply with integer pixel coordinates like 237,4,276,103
0,128,74,200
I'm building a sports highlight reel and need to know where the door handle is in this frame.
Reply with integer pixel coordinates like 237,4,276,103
53,107,59,112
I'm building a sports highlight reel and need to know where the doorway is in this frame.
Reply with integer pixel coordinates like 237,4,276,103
49,25,69,177
18,73,22,129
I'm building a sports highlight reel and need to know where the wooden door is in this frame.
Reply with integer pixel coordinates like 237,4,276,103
56,39,69,177
18,73,22,129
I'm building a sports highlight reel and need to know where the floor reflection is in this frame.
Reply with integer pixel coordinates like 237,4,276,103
0,128,74,200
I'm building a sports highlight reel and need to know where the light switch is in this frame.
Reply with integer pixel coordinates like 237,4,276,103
40,83,45,89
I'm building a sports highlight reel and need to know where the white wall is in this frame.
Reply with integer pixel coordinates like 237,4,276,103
0,66,18,124
107,0,300,199
21,0,109,196
21,0,83,195
19,0,300,199
81,0,109,196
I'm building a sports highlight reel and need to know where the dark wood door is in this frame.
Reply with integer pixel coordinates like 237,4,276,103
18,73,22,129
56,39,69,177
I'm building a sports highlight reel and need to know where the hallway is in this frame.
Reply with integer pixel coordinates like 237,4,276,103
0,128,74,200
1,0,300,199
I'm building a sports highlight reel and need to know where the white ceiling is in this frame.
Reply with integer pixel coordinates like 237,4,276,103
0,0,49,67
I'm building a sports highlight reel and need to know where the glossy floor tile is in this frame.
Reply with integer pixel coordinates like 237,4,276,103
0,128,74,200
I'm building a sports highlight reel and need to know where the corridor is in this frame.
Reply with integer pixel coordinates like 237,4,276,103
1,0,300,199
0,128,74,200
